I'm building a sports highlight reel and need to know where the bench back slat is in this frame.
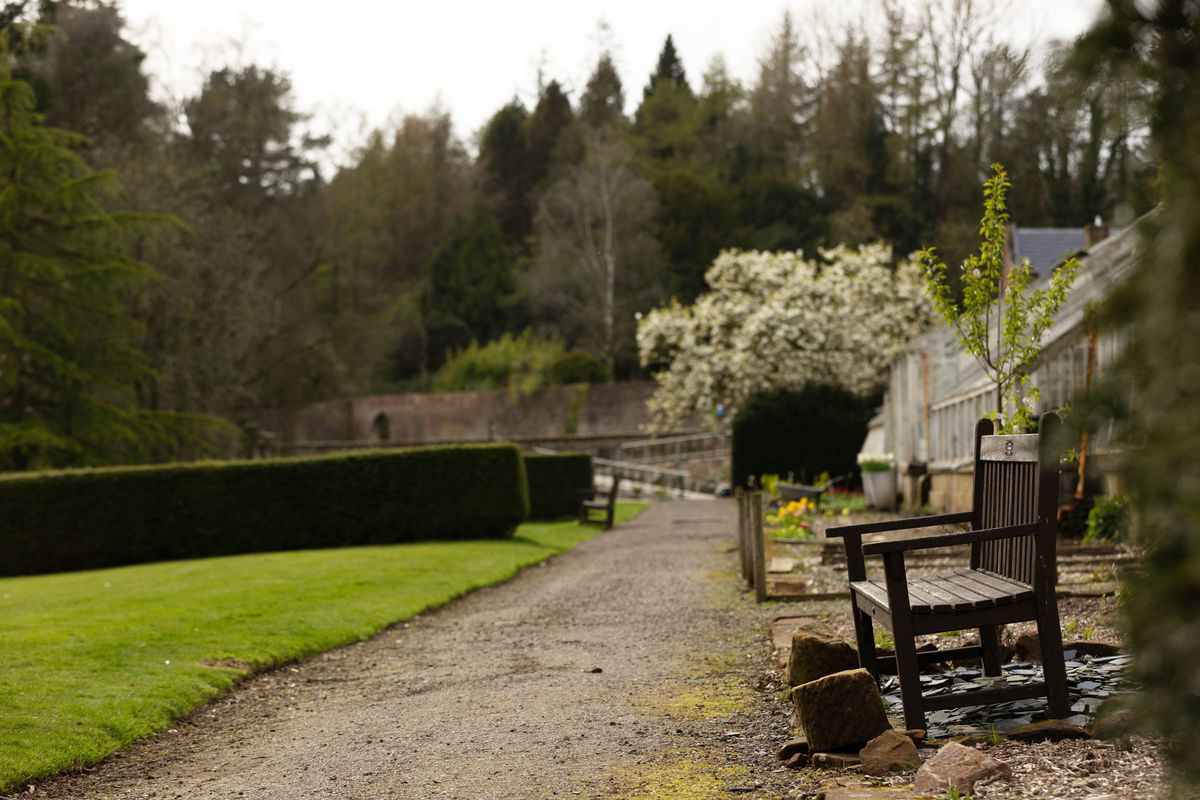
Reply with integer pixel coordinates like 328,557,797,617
970,417,1059,587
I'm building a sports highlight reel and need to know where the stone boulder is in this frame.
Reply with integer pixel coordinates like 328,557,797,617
1002,719,1091,743
792,668,891,752
786,621,859,687
913,742,1012,795
776,738,809,761
859,729,922,775
1090,697,1141,741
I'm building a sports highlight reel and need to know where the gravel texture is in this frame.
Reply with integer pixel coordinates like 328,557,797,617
14,499,1169,800
25,500,794,800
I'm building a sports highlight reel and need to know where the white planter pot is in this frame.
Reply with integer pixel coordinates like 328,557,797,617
862,470,897,510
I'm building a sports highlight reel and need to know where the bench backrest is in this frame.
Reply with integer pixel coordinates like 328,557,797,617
970,414,1061,587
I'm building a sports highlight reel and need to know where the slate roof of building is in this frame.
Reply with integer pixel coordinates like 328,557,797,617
1011,227,1086,273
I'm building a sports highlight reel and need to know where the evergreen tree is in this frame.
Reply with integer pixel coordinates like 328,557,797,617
0,63,168,469
644,34,689,98
182,64,333,410
319,111,472,387
478,99,534,249
426,199,516,350
21,1,159,158
184,66,320,212
748,11,810,175
579,51,625,130
525,80,579,188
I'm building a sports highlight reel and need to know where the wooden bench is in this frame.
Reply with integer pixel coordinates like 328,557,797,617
825,415,1070,731
579,475,621,529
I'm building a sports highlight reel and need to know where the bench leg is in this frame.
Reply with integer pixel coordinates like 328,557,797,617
1036,600,1071,719
980,625,1003,677
852,606,880,680
891,627,926,731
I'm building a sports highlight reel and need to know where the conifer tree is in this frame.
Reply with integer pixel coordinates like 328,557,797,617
426,199,516,348
0,62,168,469
579,52,625,130
644,34,689,98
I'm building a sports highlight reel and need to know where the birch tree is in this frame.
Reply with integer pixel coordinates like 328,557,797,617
530,133,660,377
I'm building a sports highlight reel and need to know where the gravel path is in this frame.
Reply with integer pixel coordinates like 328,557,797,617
30,500,791,800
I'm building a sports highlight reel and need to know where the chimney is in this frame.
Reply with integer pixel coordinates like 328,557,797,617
1084,216,1109,248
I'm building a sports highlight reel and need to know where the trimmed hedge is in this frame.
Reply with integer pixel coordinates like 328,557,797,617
0,444,530,576
523,452,593,519
731,385,879,491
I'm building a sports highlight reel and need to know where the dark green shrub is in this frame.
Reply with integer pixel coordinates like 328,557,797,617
731,385,879,491
548,350,608,385
524,452,593,519
1085,494,1131,543
0,444,530,576
1057,497,1094,540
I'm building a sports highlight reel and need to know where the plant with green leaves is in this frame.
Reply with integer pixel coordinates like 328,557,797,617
988,725,1003,746
920,164,1079,433
1085,494,1131,543
874,627,894,650
857,452,894,472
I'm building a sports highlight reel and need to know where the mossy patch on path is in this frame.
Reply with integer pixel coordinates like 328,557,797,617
613,751,753,799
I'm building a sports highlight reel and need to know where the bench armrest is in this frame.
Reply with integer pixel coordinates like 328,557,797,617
862,522,1038,555
824,511,972,539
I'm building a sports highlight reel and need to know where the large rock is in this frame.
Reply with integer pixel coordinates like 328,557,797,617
1002,719,1091,743
786,621,859,687
792,668,891,752
913,742,1012,795
859,729,922,775
1090,697,1141,741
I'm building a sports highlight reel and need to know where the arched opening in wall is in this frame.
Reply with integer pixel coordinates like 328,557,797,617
369,412,391,443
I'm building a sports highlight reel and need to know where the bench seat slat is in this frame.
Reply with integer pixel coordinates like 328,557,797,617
937,573,1008,606
852,579,890,610
851,568,1033,616
906,578,962,612
940,568,1017,606
951,568,1034,602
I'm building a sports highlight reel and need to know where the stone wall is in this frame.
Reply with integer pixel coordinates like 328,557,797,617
282,382,667,448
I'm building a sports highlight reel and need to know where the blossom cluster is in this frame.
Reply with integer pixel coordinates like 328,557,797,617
637,244,935,431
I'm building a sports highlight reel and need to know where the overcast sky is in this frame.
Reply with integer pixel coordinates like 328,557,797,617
116,0,1108,164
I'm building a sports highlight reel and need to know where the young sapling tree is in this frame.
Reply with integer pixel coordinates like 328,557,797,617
920,164,1079,433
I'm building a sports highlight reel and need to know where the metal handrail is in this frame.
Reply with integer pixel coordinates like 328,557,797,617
593,457,691,497
614,432,729,468
616,431,728,450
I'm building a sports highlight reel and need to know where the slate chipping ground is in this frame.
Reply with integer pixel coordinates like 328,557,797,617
16,499,1166,799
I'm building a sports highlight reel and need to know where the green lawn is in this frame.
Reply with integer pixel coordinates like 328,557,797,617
0,503,647,791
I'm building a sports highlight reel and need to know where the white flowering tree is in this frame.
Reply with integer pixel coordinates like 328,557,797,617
637,243,935,431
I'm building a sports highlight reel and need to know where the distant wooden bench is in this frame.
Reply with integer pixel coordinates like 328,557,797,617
825,415,1070,731
579,476,621,529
